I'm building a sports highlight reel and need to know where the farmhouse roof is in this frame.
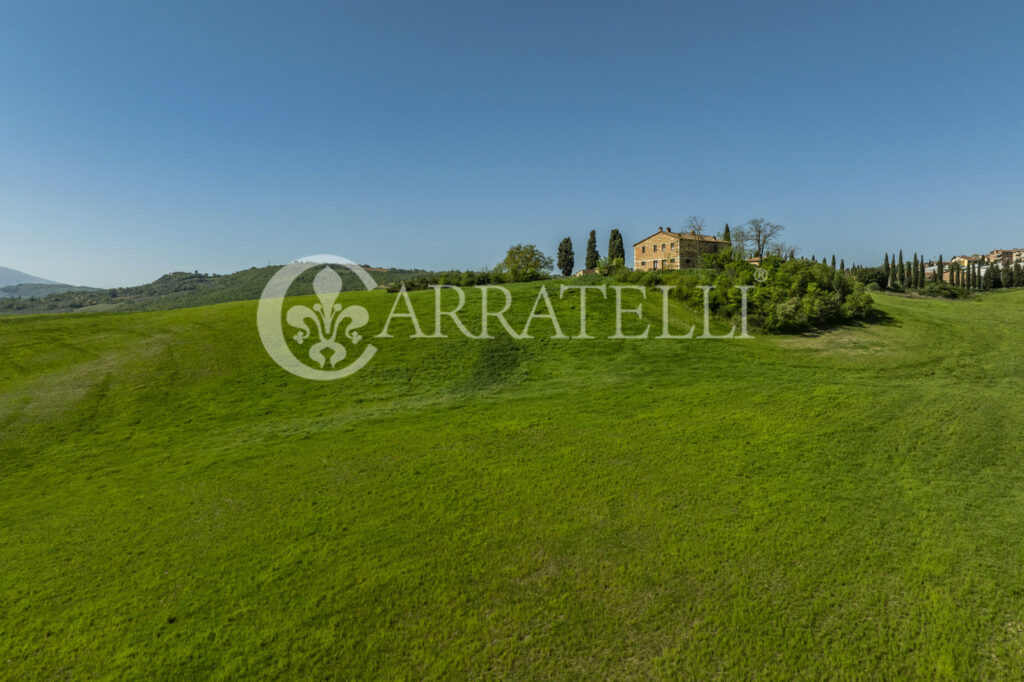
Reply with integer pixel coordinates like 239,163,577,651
632,227,729,247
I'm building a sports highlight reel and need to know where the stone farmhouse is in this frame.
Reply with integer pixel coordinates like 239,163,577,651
633,226,729,271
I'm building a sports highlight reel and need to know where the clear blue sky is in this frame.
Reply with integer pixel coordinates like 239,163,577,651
2,0,1022,287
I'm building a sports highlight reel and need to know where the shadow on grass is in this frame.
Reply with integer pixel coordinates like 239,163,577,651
780,308,899,338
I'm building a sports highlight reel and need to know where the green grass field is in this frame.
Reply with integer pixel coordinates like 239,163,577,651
3,284,1024,678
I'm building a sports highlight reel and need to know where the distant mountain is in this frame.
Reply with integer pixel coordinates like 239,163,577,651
0,266,60,287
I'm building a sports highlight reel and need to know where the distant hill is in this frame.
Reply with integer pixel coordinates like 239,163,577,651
0,266,60,287
0,283,98,299
0,264,436,314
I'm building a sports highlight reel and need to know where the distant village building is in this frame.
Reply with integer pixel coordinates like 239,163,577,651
986,249,1017,265
948,255,978,268
632,226,729,271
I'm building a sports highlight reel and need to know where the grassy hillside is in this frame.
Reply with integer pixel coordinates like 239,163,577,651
3,285,1024,678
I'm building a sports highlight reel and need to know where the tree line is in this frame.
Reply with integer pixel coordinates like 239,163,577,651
865,251,1024,294
556,229,626,276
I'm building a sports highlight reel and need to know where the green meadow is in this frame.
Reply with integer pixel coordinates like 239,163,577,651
3,283,1024,678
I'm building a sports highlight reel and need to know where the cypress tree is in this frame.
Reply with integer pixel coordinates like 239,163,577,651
831,254,836,269
723,224,731,243
840,258,845,272
607,229,625,263
556,237,575,277
897,250,905,287
919,258,925,287
883,253,890,280
937,255,944,284
912,254,919,288
585,230,599,270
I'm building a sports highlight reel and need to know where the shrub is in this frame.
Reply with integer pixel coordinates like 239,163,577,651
920,282,964,299
614,256,874,333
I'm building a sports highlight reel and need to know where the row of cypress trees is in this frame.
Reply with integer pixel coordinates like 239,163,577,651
879,250,1024,291
880,250,935,289
948,261,1024,290
556,229,626,277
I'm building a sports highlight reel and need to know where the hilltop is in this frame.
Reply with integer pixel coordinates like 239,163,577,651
3,285,1024,677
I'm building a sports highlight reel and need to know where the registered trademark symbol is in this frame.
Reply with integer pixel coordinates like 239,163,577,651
754,267,768,283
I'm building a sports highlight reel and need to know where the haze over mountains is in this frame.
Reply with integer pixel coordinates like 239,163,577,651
0,266,59,287
0,266,97,300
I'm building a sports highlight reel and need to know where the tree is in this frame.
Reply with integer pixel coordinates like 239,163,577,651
833,269,851,297
912,254,919,288
556,237,575,277
683,216,707,234
585,230,599,270
607,229,625,263
768,242,798,259
722,224,731,243
728,226,750,258
683,216,709,264
897,250,905,287
937,255,944,284
496,244,554,282
743,218,785,259
840,258,845,272
883,253,890,280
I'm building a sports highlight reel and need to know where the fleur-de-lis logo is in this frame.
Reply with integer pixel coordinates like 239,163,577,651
286,267,369,368
257,256,378,380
